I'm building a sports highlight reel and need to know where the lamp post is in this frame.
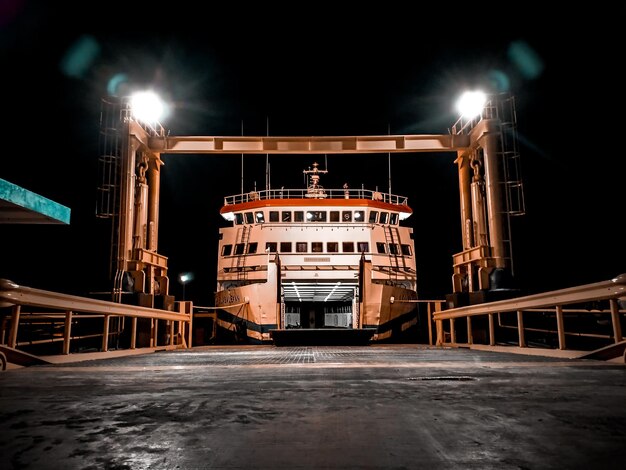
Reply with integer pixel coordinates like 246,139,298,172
179,272,193,301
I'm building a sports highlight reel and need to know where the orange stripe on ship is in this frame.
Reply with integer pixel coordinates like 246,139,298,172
220,198,413,215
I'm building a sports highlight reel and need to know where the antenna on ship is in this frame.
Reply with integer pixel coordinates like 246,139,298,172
265,116,270,191
388,122,392,200
241,119,244,195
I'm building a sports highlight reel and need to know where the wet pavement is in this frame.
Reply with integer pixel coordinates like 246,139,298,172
1,345,625,469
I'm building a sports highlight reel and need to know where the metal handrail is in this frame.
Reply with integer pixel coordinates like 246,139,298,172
0,279,189,322
432,274,626,352
224,188,410,206
433,274,626,321
0,279,192,358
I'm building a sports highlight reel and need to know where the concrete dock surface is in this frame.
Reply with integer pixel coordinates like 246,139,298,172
1,345,625,469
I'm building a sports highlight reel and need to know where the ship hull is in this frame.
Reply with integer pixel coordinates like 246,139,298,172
214,261,418,344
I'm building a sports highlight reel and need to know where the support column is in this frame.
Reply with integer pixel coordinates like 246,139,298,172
477,120,507,270
456,152,473,250
115,123,138,299
147,155,163,252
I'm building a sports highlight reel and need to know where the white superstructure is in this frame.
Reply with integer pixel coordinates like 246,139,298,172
215,163,418,343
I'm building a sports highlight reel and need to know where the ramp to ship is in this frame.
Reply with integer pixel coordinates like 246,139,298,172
269,328,376,346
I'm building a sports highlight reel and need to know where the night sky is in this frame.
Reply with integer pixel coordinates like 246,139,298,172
1,2,624,305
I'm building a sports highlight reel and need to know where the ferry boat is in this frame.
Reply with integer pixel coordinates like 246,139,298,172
214,162,419,344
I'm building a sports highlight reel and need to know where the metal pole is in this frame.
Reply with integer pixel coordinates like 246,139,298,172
517,310,526,347
427,303,433,346
488,313,495,346
63,310,73,355
102,315,110,352
610,298,623,343
449,318,456,344
555,305,566,350
131,317,137,349
9,305,21,348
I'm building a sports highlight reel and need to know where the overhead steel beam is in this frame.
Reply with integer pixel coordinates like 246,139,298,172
148,134,470,155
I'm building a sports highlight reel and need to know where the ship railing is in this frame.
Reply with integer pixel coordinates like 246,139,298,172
224,188,409,206
430,274,626,358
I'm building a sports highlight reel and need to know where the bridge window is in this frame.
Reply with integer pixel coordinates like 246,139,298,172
307,211,327,222
389,213,399,225
244,212,254,224
312,242,323,253
401,244,412,256
269,211,279,222
294,211,304,222
235,213,244,225
282,211,292,222
247,242,258,254
379,212,389,224
280,242,292,253
327,242,339,253
368,211,378,223
342,241,355,252
354,210,364,221
330,211,340,222
342,211,352,222
222,244,233,256
266,242,277,253
389,244,400,255
357,242,369,253
255,211,265,223
296,242,307,253
376,242,386,254
235,243,246,255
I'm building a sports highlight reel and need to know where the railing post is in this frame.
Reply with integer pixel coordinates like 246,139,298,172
187,308,193,349
436,319,444,346
8,305,20,348
131,317,137,349
466,316,473,344
610,298,623,343
63,310,73,355
151,319,158,348
555,305,566,350
517,310,526,348
102,315,110,352
427,302,433,346
169,320,175,346
449,318,456,344
488,313,495,346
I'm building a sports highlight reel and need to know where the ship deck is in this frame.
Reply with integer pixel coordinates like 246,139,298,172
1,345,624,468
